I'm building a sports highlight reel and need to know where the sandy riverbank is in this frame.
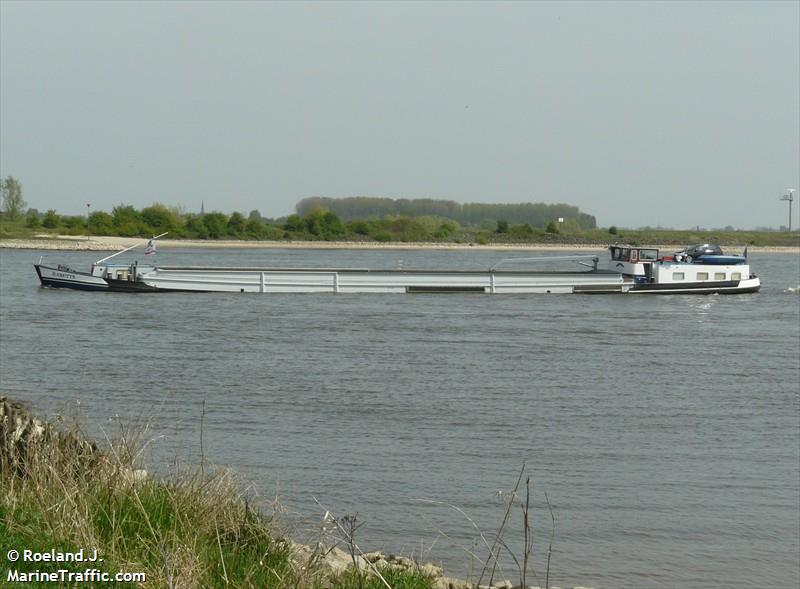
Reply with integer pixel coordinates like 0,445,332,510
2,235,798,253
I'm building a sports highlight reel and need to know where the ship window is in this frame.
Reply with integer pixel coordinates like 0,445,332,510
714,272,725,280
612,248,630,261
672,272,685,280
732,272,742,280
697,272,709,281
640,249,658,260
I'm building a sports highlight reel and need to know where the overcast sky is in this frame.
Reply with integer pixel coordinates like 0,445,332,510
1,1,798,229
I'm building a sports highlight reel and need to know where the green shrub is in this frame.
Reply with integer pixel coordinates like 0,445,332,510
141,203,182,234
112,204,142,228
283,214,305,232
227,212,247,237
203,212,229,239
509,223,535,237
90,211,115,235
25,209,41,228
42,209,60,228
348,220,372,235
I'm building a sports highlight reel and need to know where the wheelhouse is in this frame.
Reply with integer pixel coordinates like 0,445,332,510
607,243,758,292
609,246,660,263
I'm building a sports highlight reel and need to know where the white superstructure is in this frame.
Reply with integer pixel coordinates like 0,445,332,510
608,244,760,294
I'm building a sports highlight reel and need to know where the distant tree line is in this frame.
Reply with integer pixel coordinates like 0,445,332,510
18,204,287,240
3,179,597,242
10,200,579,244
5,176,799,242
4,203,798,248
296,196,597,230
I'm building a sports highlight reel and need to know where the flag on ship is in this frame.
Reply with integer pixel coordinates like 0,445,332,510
144,239,156,256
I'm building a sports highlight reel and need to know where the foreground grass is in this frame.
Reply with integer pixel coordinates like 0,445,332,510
0,399,437,589
330,568,434,589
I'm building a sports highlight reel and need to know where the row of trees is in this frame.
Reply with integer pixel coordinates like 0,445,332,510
1,177,592,242
296,196,597,229
15,201,566,243
20,204,283,240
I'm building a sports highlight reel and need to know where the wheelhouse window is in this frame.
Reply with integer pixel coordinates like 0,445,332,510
732,272,742,280
611,247,630,261
697,272,709,281
639,249,658,261
672,272,685,280
714,272,726,280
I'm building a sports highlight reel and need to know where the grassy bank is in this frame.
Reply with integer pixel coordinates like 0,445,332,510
2,215,798,248
0,397,437,589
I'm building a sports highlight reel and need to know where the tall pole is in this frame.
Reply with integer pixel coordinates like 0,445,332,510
86,202,91,241
780,189,795,232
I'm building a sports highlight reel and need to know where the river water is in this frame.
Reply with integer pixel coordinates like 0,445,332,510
1,246,798,589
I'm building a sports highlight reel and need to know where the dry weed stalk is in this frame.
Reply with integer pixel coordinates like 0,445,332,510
420,463,557,589
478,463,526,587
312,496,394,589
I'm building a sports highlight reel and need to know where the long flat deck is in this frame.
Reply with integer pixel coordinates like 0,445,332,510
139,267,625,293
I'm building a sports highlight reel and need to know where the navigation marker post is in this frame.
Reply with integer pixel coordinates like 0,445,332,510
779,189,795,232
